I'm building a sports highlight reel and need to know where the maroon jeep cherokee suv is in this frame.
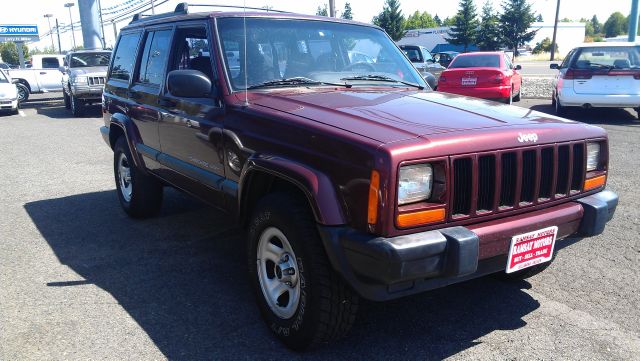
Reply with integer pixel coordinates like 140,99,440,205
100,4,618,350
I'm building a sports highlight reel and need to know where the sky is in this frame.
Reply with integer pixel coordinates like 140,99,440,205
0,0,634,52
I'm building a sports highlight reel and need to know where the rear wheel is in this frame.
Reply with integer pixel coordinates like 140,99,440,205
113,137,163,218
16,83,29,103
248,192,359,351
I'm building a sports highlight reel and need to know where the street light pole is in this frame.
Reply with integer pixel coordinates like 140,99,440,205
64,2,77,50
550,0,560,61
55,19,62,53
329,0,335,17
43,14,55,52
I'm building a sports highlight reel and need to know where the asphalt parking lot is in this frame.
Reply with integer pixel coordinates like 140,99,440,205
1,94,639,360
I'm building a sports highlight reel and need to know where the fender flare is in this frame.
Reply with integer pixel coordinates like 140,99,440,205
239,155,347,226
109,113,145,170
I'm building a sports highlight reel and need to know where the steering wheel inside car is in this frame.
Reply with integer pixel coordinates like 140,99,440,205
342,62,376,72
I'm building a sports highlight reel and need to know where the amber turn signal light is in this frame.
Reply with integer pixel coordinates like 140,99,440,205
367,170,380,225
397,208,446,228
583,174,606,191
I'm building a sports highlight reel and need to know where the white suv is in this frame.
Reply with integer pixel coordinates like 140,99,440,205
551,42,640,118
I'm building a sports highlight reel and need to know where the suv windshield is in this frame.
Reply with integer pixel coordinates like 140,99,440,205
70,52,111,68
449,54,500,69
217,18,425,90
0,70,7,83
572,46,640,69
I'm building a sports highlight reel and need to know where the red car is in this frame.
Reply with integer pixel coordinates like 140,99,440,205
437,51,523,104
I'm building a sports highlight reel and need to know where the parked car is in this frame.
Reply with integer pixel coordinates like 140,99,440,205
0,69,19,115
0,62,10,70
6,54,65,102
101,3,617,351
433,51,458,67
399,45,446,88
60,50,112,116
437,51,523,104
551,42,640,118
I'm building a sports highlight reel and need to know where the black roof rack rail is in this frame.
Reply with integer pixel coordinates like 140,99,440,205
186,4,292,14
130,2,189,24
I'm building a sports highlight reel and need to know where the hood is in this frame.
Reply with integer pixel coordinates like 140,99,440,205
249,88,585,144
69,66,107,76
0,83,17,99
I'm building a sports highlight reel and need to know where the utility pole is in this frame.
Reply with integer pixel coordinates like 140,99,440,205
55,19,62,53
97,0,106,48
550,0,560,61
630,0,639,42
150,0,155,14
112,21,117,42
329,0,335,17
44,14,55,51
65,2,77,50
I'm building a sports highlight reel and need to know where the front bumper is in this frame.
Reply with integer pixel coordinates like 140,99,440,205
559,88,640,108
71,84,104,99
0,99,18,110
318,190,618,301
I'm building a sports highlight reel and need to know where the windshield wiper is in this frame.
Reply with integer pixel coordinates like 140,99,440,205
340,74,424,90
246,77,351,89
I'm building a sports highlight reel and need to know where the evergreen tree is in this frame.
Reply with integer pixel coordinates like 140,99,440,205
603,12,627,38
499,0,537,56
316,4,328,16
373,0,406,41
447,0,479,52
434,14,442,26
405,10,437,30
476,1,501,51
591,15,602,34
341,2,353,20
443,16,457,26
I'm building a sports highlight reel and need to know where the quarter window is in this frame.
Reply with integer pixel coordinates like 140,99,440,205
137,30,172,86
111,33,141,81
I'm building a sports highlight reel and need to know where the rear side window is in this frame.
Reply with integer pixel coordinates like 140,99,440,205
137,30,172,86
401,47,422,62
449,55,500,69
111,33,141,81
41,57,60,69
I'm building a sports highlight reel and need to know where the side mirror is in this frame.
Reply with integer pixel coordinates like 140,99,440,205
167,69,212,98
515,64,522,70
550,63,559,70
58,66,67,73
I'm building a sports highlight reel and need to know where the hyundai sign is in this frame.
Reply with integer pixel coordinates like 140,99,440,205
0,25,39,42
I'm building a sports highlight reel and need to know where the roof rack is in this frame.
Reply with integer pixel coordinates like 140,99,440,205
129,2,291,24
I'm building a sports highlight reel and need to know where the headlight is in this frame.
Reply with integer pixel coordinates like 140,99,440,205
72,76,88,84
398,164,433,205
586,142,600,172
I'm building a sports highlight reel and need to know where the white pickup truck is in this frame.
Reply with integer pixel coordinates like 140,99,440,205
6,54,65,102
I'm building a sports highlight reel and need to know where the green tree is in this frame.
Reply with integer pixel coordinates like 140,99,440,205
603,12,627,37
532,37,558,54
448,0,479,52
434,14,442,26
442,16,457,26
404,10,437,30
560,17,573,22
341,2,353,20
499,0,537,56
476,1,501,51
29,46,57,56
591,15,602,34
0,42,29,65
316,4,328,16
373,0,405,41
582,18,595,37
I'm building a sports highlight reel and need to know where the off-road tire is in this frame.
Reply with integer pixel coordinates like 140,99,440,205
113,137,163,218
248,192,359,351
71,95,84,117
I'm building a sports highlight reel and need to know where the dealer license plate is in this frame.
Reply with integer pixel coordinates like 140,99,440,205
506,226,558,273
461,77,477,86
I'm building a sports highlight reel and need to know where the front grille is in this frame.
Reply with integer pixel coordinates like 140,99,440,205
451,142,586,218
88,76,105,86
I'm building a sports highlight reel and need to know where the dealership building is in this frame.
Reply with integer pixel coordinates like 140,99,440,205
397,22,587,56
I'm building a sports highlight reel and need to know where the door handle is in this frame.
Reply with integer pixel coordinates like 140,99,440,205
39,72,47,75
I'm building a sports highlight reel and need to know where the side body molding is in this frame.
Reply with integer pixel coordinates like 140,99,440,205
239,155,347,226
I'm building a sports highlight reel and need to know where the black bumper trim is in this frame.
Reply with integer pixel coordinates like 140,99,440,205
576,190,618,236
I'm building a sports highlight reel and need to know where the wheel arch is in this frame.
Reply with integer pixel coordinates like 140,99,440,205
239,156,347,227
109,113,145,170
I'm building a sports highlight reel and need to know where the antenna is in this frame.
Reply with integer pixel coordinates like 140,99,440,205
242,0,249,107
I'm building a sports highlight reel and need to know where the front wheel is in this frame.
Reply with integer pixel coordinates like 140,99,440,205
63,91,71,109
70,95,84,117
248,193,359,351
554,93,566,116
503,86,513,104
113,137,163,218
